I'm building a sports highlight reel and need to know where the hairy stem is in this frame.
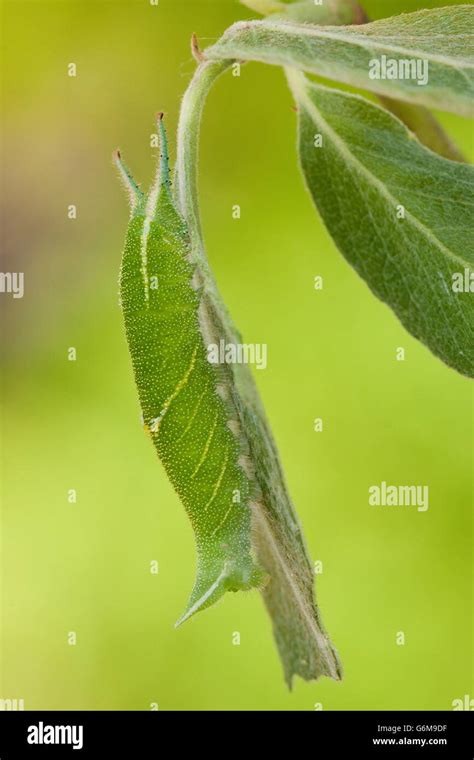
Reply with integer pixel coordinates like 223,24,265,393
175,58,231,257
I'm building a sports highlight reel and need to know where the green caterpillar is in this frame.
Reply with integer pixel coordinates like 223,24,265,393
115,114,340,685
115,115,264,625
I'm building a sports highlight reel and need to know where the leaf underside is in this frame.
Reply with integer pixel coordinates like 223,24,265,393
207,6,474,116
287,70,474,377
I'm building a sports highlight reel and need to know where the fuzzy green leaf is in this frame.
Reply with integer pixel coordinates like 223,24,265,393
287,70,474,377
116,114,341,686
206,6,474,116
240,2,466,162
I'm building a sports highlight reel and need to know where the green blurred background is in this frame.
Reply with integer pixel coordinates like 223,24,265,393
1,0,472,710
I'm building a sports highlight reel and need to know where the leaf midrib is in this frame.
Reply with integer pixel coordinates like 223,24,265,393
235,20,474,71
252,503,340,680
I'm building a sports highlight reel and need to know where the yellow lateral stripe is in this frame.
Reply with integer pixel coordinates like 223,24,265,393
191,411,219,479
176,389,207,443
151,345,199,433
210,503,234,537
203,447,229,512
162,344,198,412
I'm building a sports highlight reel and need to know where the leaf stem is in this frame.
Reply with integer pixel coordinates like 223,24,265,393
175,58,231,258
